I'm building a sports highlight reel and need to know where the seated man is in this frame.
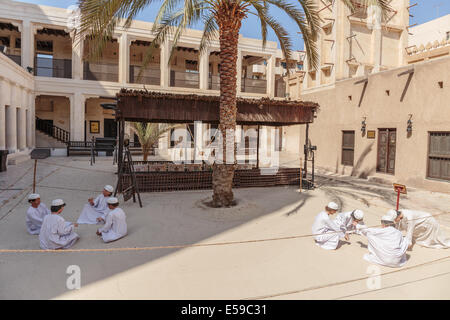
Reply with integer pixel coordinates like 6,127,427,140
357,214,409,268
77,185,114,224
334,209,365,239
311,202,345,250
26,193,50,235
389,209,450,249
96,197,127,243
39,199,79,250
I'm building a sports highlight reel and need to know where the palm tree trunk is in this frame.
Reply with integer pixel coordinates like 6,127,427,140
212,11,243,207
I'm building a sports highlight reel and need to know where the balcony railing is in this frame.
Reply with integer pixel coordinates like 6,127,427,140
129,65,160,85
170,70,199,89
208,74,220,90
83,61,118,82
241,77,267,94
34,57,72,78
5,54,21,66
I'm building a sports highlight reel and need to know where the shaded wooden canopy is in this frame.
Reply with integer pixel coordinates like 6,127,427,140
116,89,319,126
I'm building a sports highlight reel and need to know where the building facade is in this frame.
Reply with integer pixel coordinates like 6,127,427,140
0,0,305,163
293,1,450,193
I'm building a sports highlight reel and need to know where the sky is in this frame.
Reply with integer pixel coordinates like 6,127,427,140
15,0,450,51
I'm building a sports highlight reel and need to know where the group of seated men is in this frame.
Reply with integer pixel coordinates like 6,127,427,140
26,185,127,250
312,202,450,268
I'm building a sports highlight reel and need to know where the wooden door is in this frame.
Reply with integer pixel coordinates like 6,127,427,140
377,129,396,174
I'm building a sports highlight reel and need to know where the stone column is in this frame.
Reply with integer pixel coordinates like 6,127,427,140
266,55,276,98
118,32,130,84
0,79,5,150
70,93,85,141
194,121,203,163
18,107,27,151
72,32,84,80
236,48,242,94
160,40,170,88
199,49,210,90
371,28,382,73
6,84,17,152
21,20,34,71
17,87,27,150
26,90,34,148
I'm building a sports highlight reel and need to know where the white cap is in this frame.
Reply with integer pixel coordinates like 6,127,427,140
51,199,65,206
381,214,395,222
104,185,114,193
386,209,399,221
352,209,364,220
106,197,119,204
327,202,339,210
28,193,40,200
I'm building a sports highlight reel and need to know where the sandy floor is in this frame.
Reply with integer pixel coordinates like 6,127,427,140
0,157,449,300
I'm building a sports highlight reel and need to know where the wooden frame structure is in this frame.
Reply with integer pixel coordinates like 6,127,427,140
114,89,319,193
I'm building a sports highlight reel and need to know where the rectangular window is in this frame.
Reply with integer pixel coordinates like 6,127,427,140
446,31,450,41
428,132,450,181
342,131,355,166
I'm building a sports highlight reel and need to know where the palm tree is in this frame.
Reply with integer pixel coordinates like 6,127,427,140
77,0,391,207
130,122,173,161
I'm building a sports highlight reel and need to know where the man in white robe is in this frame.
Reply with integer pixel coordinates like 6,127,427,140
39,199,80,250
26,194,51,235
96,197,127,243
357,215,409,268
312,202,346,250
334,209,365,238
77,185,114,224
389,209,450,249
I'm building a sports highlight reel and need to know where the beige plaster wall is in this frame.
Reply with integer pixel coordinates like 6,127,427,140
297,56,450,193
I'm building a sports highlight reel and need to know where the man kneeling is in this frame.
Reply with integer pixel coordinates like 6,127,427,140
39,199,79,250
96,197,127,243
312,202,345,250
357,214,408,268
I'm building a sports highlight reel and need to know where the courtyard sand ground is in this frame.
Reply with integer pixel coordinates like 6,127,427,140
0,157,449,300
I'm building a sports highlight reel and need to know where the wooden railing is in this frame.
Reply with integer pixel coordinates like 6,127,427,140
35,117,70,143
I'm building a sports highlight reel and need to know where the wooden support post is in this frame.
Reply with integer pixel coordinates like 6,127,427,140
256,125,260,169
33,159,37,193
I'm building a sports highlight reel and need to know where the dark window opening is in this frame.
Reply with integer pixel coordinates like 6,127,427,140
342,131,355,166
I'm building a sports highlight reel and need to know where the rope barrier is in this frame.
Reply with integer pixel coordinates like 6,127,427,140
0,168,61,221
38,161,114,174
0,211,448,254
243,254,450,300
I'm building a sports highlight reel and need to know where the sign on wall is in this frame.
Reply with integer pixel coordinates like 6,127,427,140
90,120,100,134
367,130,376,139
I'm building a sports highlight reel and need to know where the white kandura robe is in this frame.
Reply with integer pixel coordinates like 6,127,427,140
397,210,450,249
312,211,345,250
26,203,51,235
77,194,111,224
39,214,79,250
334,211,365,234
98,207,127,243
357,225,408,268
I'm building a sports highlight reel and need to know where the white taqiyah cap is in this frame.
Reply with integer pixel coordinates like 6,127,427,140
28,193,40,200
381,214,395,222
352,209,364,220
327,202,339,210
106,197,119,204
104,185,114,193
386,209,399,221
51,199,65,206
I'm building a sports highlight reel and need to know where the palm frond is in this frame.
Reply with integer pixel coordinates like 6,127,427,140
199,13,218,55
